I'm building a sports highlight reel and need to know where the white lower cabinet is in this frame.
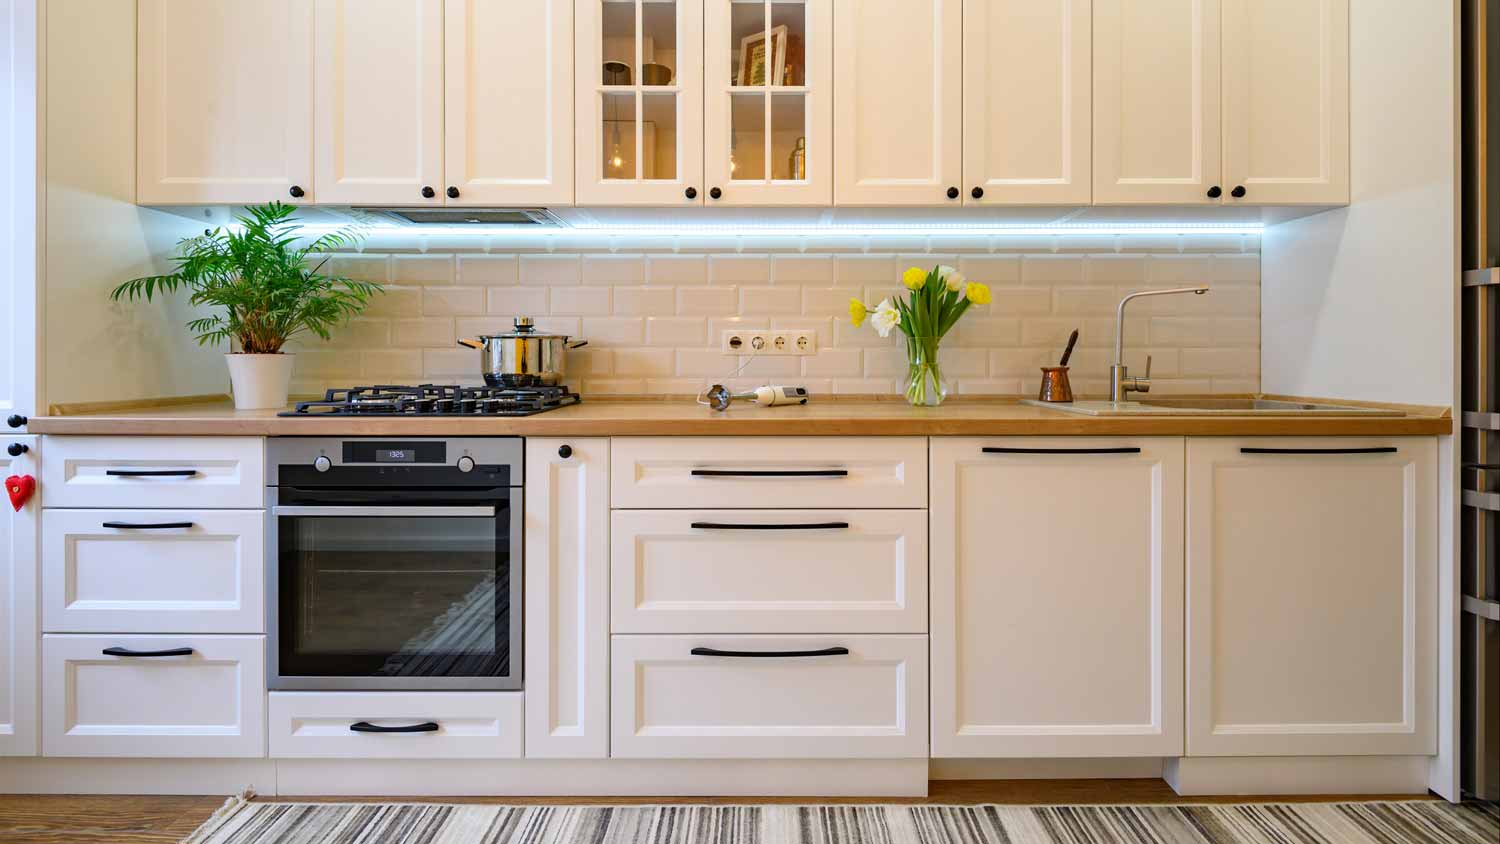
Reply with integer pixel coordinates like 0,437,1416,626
1185,437,1436,757
41,436,264,509
42,634,265,757
931,437,1185,758
42,509,264,634
611,635,928,759
0,437,38,756
270,692,523,759
611,509,927,634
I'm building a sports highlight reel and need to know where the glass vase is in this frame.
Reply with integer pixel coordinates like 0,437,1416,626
903,334,948,407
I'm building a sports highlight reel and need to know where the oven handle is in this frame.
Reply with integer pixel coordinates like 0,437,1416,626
272,506,497,518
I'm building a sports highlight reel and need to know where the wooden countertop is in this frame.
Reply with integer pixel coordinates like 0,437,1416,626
26,395,1454,437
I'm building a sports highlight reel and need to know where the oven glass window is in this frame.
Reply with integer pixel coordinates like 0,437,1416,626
277,514,509,679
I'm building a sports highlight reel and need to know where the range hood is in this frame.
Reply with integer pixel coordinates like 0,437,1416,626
355,207,565,227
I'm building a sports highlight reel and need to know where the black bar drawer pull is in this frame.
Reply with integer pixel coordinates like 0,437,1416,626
690,646,850,659
105,469,198,477
1240,447,1398,455
349,721,440,734
691,469,848,478
101,521,194,530
982,447,1141,455
690,522,850,531
102,646,194,658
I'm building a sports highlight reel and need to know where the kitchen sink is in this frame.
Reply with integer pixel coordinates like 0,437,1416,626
1022,398,1404,416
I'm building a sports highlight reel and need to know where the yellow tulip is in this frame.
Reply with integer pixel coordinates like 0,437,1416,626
849,298,869,327
966,282,992,305
902,266,928,290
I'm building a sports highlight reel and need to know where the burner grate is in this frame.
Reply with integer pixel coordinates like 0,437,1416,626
278,384,581,417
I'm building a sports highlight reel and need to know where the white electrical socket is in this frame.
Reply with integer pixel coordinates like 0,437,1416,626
721,329,819,356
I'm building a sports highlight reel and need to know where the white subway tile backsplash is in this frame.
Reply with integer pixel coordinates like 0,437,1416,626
306,244,1258,396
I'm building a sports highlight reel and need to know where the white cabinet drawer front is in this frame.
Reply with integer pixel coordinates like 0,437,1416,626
612,510,927,633
611,635,928,758
270,692,522,759
43,510,264,634
611,438,927,509
42,437,263,508
42,634,265,757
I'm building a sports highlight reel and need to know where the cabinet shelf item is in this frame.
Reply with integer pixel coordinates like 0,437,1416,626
1463,489,1500,512
1463,267,1500,287
1464,411,1500,430
1463,596,1500,622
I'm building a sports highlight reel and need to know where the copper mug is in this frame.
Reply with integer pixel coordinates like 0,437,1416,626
1037,366,1074,402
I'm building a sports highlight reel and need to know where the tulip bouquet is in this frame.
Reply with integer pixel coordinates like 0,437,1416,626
849,265,992,406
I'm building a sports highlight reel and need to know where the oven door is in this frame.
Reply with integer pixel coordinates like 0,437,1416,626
268,494,520,690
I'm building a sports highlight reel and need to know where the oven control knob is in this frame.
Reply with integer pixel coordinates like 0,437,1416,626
313,455,332,473
457,455,475,473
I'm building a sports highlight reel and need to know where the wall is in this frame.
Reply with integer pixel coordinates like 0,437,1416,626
42,0,221,410
287,236,1262,399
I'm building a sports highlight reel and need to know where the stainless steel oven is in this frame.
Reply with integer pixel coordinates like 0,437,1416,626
266,437,522,691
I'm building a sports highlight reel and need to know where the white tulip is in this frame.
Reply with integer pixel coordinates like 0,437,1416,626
944,269,967,294
871,298,901,338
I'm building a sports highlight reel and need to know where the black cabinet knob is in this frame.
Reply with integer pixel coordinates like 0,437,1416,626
685,187,698,199
1206,185,1222,198
971,186,984,199
709,187,722,200
946,186,959,199
1230,185,1246,198
558,444,573,459
5,415,25,429
5,443,27,457
288,185,305,199
421,186,436,199
446,186,460,199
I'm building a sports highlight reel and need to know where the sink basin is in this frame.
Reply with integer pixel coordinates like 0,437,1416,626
1022,398,1404,417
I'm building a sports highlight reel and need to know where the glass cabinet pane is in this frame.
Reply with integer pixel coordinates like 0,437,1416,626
602,0,636,84
770,1,805,87
730,91,766,180
730,1,765,86
641,0,677,86
603,91,638,180
771,92,806,180
642,93,678,180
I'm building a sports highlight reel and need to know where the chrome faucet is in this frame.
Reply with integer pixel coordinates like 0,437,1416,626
1109,286,1209,402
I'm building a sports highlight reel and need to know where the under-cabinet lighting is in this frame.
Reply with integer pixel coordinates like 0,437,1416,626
269,223,1264,239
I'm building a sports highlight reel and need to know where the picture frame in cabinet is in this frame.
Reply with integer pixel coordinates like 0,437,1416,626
737,24,787,86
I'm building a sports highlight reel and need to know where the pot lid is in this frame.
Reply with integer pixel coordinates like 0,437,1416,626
474,316,573,340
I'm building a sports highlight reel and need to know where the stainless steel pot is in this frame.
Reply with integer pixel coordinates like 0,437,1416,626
456,317,588,387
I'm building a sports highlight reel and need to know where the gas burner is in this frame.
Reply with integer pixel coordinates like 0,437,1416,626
279,384,581,417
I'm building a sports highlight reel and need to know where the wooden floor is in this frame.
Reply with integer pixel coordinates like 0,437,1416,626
0,780,1437,844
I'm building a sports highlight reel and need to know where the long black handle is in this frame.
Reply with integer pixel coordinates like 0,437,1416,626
102,521,194,530
690,646,850,659
691,469,848,478
102,646,194,658
983,447,1141,455
105,469,198,477
1240,447,1398,455
690,521,849,531
349,721,440,734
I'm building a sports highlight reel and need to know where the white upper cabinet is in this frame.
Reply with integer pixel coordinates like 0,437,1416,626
2,0,37,428
1220,0,1348,204
138,0,313,205
310,0,438,208
704,0,832,205
832,0,961,206
447,0,574,205
962,0,1091,205
931,438,1184,758
576,0,703,205
313,0,444,206
1186,438,1435,757
1093,0,1221,204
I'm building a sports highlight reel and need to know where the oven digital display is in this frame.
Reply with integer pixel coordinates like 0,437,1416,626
343,441,446,464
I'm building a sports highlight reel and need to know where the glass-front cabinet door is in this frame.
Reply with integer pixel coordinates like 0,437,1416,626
704,0,831,205
576,0,704,204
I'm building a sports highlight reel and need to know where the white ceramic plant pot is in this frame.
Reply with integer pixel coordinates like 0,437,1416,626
224,353,295,410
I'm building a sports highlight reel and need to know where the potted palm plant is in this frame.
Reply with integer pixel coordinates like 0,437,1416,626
111,203,381,409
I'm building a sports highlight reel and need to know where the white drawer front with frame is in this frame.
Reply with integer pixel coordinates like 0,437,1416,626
42,634,265,757
269,691,522,759
42,437,264,509
610,437,927,509
612,510,927,634
611,634,928,758
43,510,264,634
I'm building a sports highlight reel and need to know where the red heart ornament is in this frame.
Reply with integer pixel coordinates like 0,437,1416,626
5,475,35,511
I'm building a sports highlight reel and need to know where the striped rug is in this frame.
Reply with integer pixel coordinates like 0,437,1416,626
184,797,1500,844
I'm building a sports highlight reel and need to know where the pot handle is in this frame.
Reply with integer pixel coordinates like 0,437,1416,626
566,340,589,350
456,338,484,350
